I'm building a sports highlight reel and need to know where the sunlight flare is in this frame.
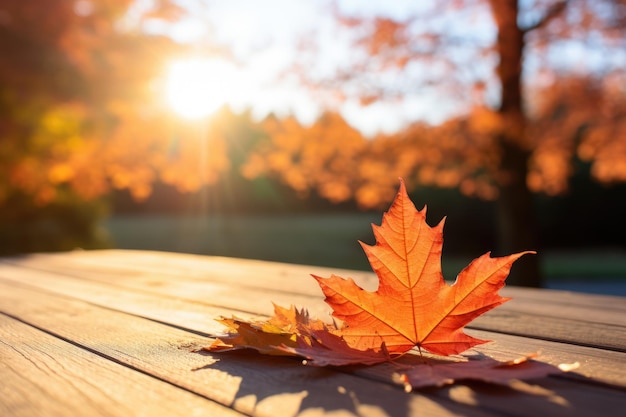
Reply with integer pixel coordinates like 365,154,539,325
165,58,236,119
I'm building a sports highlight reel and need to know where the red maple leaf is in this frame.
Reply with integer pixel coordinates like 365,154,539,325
314,179,533,356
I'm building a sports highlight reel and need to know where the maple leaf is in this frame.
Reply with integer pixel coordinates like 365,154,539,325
204,178,552,383
205,304,392,365
206,317,299,356
314,179,534,356
279,325,392,366
205,304,308,356
201,180,581,388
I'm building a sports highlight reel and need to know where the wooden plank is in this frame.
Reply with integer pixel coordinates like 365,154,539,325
0,281,502,417
0,264,258,336
464,329,626,388
501,285,626,311
38,249,626,308
2,263,626,389
4,256,625,354
3,282,626,417
0,314,243,417
94,249,626,316
466,308,626,353
0,261,322,318
10,250,626,321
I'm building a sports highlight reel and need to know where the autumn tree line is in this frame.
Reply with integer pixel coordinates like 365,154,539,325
5,99,625,251
5,76,621,216
1,0,625,286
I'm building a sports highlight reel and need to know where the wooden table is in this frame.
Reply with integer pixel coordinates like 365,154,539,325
1,249,625,417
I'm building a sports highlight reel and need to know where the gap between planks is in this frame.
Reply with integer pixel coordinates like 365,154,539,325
0,281,504,417
7,250,626,318
1,280,625,417
0,268,625,389
1,258,625,355
0,313,244,417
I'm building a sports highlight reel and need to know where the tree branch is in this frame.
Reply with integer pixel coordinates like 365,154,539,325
522,0,569,33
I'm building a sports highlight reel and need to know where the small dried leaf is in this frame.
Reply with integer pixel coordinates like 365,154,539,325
204,314,300,356
280,327,391,366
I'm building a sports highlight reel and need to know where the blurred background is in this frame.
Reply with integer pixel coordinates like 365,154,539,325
1,0,625,294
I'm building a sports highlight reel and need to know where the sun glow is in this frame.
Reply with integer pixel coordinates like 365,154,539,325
165,58,236,119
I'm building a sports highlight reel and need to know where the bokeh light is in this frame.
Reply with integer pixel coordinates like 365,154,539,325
165,58,236,119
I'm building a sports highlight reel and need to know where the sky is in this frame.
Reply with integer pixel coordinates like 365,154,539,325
148,0,459,136
146,0,625,136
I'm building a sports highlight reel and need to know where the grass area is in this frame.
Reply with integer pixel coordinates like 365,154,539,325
103,213,626,283
540,249,626,279
103,213,381,271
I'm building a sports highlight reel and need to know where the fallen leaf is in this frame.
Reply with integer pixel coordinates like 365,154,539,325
280,326,392,366
205,304,391,365
206,317,299,356
201,179,574,390
204,304,309,356
314,179,534,356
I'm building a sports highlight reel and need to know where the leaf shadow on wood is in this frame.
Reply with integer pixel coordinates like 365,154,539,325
191,348,609,417
370,351,622,417
193,349,413,417
430,377,625,417
389,350,573,390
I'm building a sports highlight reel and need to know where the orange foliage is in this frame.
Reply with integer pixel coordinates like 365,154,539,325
241,73,624,210
388,109,502,201
0,0,233,207
286,0,626,214
528,76,626,193
4,0,624,215
243,112,368,203
357,17,412,70
158,121,231,194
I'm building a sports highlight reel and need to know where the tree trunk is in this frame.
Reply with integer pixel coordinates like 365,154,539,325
488,0,542,287
496,142,541,287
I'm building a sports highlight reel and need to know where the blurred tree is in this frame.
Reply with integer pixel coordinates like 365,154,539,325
242,111,368,204
527,75,626,193
288,0,625,286
0,0,230,253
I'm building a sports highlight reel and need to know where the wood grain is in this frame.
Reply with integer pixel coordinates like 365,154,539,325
2,259,625,388
0,314,242,417
2,250,625,417
4,253,625,352
10,250,626,319
0,280,498,417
